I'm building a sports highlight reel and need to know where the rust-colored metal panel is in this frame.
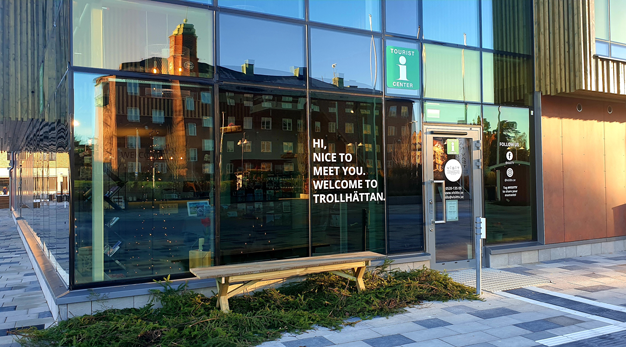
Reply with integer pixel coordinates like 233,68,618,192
561,101,607,242
542,115,565,244
604,108,626,237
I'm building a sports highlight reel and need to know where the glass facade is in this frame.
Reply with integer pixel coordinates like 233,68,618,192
5,0,536,288
595,0,626,59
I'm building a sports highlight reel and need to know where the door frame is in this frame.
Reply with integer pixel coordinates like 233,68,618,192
423,124,483,271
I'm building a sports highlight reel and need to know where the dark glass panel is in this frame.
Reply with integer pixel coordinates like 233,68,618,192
423,44,480,102
483,106,533,244
482,0,532,54
309,0,381,31
310,93,384,256
385,0,418,37
219,14,305,87
385,99,423,254
310,29,382,92
73,0,213,78
219,0,304,19
483,52,533,107
218,86,308,265
73,72,215,285
423,0,479,46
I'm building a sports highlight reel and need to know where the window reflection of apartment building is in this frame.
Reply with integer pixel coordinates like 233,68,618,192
95,20,214,182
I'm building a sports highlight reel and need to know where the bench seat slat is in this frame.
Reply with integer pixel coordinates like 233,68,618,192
190,251,384,280
227,261,368,282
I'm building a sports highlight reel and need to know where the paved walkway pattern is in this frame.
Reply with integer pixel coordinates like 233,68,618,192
262,253,626,347
0,210,53,347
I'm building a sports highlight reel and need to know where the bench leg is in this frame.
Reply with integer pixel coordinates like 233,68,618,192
215,277,230,313
353,267,366,292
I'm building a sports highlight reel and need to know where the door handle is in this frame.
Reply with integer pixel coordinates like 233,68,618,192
433,180,446,224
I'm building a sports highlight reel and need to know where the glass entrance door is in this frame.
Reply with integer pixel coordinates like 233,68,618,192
424,125,482,270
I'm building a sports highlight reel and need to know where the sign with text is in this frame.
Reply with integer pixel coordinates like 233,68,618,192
386,46,419,90
311,139,385,204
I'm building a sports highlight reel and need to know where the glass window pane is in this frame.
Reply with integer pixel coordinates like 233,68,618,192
423,44,480,102
219,14,305,86
385,0,418,36
597,41,610,56
482,0,532,54
385,99,423,253
219,87,308,265
596,0,609,40
482,52,533,106
73,72,215,285
483,52,494,104
611,44,626,59
482,0,494,49
219,0,304,19
385,40,420,97
309,0,381,31
482,106,533,244
424,101,481,125
311,93,384,255
310,29,382,92
423,0,479,46
73,0,213,78
611,0,626,44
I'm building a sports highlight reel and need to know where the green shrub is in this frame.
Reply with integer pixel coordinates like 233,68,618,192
17,264,479,347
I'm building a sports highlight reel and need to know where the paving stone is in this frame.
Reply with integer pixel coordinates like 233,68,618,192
413,318,451,329
402,327,458,342
513,319,562,332
325,328,381,344
488,336,538,347
447,322,491,334
362,334,414,347
468,308,519,320
440,331,498,347
583,273,608,278
575,285,617,292
544,315,585,327
402,339,456,347
442,305,477,314
37,311,52,319
559,265,587,271
521,331,557,341
483,326,530,339
371,323,423,336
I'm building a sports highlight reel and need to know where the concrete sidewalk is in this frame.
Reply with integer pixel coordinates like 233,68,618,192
263,253,626,347
0,210,54,347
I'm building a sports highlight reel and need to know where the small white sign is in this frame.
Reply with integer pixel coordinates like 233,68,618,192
506,151,513,161
444,159,462,182
506,168,514,178
427,109,440,119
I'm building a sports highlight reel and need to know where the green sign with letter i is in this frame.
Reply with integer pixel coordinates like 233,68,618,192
386,46,419,90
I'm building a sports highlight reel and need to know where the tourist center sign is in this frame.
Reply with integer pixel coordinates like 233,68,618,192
386,46,419,90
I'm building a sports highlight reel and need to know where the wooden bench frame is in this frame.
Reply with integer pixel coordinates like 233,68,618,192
191,252,383,313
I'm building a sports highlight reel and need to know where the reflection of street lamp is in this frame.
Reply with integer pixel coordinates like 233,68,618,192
348,142,363,166
237,132,248,174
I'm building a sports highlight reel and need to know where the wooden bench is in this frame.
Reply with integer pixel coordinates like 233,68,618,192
190,251,384,313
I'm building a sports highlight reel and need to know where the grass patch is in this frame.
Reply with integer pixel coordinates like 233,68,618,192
17,263,479,347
